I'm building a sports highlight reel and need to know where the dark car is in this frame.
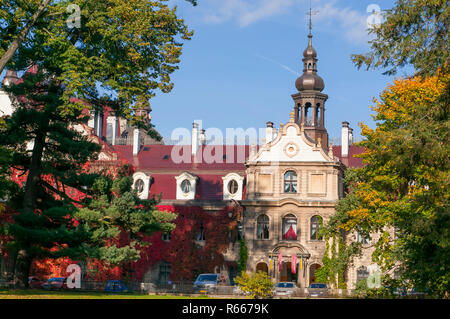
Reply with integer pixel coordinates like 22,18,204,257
193,274,219,294
28,276,44,289
105,280,128,293
41,277,67,290
307,283,330,298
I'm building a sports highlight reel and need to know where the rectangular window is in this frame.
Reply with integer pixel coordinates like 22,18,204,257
158,263,171,285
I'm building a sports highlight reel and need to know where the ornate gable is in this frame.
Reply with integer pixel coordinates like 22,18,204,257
249,121,335,164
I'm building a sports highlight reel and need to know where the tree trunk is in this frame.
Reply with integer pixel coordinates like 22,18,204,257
0,0,51,74
13,250,32,288
15,132,46,288
22,131,46,213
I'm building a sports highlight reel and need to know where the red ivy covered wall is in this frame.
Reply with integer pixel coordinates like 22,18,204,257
133,205,237,282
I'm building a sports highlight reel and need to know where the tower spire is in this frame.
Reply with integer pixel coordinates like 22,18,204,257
308,0,312,36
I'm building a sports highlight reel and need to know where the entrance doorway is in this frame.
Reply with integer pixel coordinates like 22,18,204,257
256,262,268,275
309,264,321,284
280,262,298,283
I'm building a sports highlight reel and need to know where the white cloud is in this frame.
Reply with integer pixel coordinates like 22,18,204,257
314,0,371,44
199,0,372,45
202,0,300,27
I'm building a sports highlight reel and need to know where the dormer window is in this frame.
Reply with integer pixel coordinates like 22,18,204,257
175,172,198,200
132,172,151,200
222,173,244,200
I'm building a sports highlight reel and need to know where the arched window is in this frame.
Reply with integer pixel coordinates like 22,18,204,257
257,215,270,239
357,266,369,283
357,229,371,244
282,214,297,240
305,103,312,126
316,104,321,126
284,171,297,193
310,215,323,240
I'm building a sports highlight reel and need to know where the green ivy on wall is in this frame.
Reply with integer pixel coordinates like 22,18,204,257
238,239,248,274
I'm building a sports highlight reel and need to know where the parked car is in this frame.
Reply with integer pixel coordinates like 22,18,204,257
307,283,330,298
273,282,297,297
28,276,44,289
105,280,128,293
41,277,67,290
193,274,219,294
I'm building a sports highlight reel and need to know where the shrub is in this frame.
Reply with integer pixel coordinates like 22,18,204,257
234,271,273,299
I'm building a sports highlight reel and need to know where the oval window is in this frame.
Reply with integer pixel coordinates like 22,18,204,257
135,179,145,194
181,179,191,194
228,180,239,195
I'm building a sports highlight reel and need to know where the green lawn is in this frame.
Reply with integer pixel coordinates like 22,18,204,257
0,289,210,299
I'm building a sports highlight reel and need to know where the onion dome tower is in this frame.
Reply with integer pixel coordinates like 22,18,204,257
292,13,329,150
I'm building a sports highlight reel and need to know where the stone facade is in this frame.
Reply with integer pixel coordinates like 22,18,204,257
241,115,345,288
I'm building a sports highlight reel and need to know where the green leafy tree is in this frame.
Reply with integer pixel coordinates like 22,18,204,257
75,173,177,279
0,0,197,74
320,0,450,298
234,271,274,299
352,0,449,76
322,74,449,297
0,0,196,287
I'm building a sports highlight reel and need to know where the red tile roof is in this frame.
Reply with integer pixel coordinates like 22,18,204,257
111,144,250,172
112,144,251,201
332,145,366,168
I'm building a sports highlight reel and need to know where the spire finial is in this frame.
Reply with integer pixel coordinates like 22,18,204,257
308,0,312,35
307,0,318,37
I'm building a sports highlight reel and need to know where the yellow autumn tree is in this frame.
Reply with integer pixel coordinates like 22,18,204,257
322,72,450,298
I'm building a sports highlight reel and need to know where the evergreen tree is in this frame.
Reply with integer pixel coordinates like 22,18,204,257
0,0,196,286
0,70,101,287
75,172,177,279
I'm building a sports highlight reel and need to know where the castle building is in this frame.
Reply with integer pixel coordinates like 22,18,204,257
0,30,371,290
99,31,366,288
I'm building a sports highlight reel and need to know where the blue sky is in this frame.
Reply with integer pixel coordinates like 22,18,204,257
1,0,413,145
151,0,412,144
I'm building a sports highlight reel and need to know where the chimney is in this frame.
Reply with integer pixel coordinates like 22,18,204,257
266,121,274,144
199,129,206,145
250,143,257,158
2,70,18,87
341,121,349,157
191,122,199,156
349,127,353,145
133,128,141,156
